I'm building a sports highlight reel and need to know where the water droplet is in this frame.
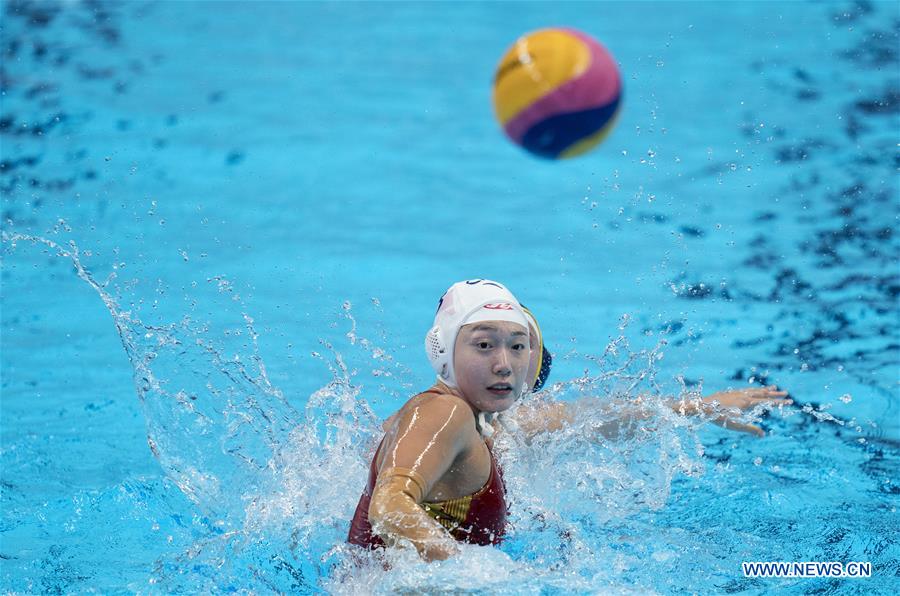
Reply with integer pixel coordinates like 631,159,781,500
753,457,763,466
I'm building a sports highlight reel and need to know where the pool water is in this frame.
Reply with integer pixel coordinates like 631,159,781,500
1,0,898,593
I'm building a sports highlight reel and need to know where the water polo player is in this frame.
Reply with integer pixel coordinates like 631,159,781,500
347,279,791,561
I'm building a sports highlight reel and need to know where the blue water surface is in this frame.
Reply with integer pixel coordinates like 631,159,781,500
1,0,898,593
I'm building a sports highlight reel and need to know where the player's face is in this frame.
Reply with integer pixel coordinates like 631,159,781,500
454,321,530,413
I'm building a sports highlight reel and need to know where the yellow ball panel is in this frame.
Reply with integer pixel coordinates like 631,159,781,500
493,29,591,125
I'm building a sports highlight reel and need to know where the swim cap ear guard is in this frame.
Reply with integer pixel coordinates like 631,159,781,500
521,305,552,393
425,325,450,381
533,346,552,392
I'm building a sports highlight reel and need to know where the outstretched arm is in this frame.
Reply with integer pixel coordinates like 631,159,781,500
513,395,662,441
513,385,792,440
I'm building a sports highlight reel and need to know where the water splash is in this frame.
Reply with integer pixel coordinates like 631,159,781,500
3,231,303,522
3,230,396,589
2,232,840,593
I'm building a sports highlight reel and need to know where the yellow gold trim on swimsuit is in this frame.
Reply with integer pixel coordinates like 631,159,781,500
422,495,473,531
420,451,495,530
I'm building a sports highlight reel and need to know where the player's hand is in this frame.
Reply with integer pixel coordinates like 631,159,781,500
700,385,793,437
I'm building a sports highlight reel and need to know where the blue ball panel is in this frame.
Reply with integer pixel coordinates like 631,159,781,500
520,96,621,159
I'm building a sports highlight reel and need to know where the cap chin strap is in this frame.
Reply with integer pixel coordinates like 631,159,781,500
476,411,521,438
476,411,496,438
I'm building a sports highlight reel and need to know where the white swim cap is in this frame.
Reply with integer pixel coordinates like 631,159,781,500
424,279,530,388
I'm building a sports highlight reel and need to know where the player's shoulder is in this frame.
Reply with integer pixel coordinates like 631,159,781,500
398,387,474,430
415,388,470,415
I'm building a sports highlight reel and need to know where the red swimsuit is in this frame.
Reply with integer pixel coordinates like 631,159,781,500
347,437,508,548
